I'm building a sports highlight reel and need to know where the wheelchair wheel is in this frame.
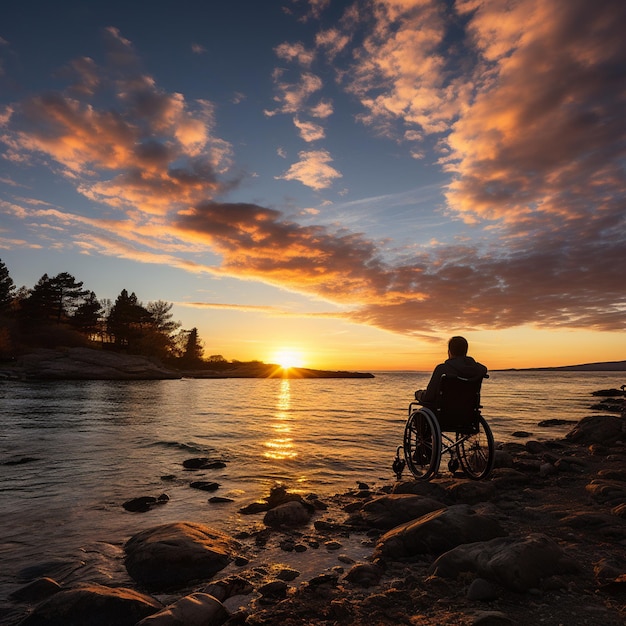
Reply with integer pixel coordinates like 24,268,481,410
403,409,441,480
457,415,495,480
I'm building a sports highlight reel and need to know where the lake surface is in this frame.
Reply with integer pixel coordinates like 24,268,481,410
0,370,623,602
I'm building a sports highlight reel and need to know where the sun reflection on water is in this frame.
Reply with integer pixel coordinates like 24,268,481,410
263,379,297,460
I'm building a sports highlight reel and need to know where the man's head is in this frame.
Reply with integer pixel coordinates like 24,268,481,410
448,336,468,358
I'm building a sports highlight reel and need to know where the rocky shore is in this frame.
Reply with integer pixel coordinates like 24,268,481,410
4,395,626,625
0,348,374,381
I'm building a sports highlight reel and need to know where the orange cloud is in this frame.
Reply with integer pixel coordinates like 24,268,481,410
275,149,342,189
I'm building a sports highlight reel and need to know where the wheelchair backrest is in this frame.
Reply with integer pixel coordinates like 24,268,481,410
434,374,484,433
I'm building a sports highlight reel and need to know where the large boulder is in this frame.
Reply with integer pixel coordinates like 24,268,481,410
124,522,239,591
429,533,578,592
373,504,506,561
348,494,446,530
18,583,161,626
566,415,625,445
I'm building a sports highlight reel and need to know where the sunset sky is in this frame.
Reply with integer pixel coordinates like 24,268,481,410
1,0,624,371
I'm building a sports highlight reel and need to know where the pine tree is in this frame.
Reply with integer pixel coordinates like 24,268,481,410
0,259,15,312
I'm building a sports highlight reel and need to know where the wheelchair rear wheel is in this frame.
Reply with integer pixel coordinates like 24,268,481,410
457,415,495,480
404,409,441,480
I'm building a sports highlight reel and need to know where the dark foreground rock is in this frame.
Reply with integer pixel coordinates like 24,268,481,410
124,522,240,591
17,583,161,626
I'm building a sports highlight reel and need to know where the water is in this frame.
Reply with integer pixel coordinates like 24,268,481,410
0,370,623,601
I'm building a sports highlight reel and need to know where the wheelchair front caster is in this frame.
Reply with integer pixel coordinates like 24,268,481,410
448,458,460,473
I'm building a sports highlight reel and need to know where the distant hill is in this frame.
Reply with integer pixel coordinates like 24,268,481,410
500,360,626,372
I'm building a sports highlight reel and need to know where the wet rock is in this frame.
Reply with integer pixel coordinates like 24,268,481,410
190,481,220,492
512,431,532,438
537,418,577,427
17,583,161,626
183,458,227,470
347,493,446,530
123,495,168,512
430,533,578,592
373,504,506,561
325,540,343,551
124,522,239,591
263,501,312,527
209,496,234,503
9,577,61,603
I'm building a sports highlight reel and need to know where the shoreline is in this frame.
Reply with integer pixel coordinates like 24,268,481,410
0,347,374,381
4,404,625,625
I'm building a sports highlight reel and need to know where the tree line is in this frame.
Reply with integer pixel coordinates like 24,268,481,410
0,257,217,368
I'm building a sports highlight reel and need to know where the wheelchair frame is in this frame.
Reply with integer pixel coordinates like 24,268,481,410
400,374,495,480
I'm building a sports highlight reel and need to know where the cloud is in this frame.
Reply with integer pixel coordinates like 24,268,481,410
275,149,342,189
2,29,233,216
265,70,323,116
2,10,624,337
293,116,325,141
191,43,206,54
274,42,315,66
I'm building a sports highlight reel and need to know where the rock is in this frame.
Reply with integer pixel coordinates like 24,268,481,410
123,496,159,512
429,533,577,592
343,563,384,588
566,415,625,445
258,580,288,599
18,347,181,381
585,479,626,504
325,540,343,551
263,501,312,527
348,493,446,530
209,496,234,503
18,583,161,626
136,576,253,626
391,480,448,501
276,568,300,581
9,577,61,603
190,481,220,492
373,504,506,561
183,458,227,470
512,431,532,438
492,450,514,468
471,610,516,625
490,468,533,488
467,577,499,601
124,522,239,591
537,418,577,427
136,593,228,626
446,481,496,505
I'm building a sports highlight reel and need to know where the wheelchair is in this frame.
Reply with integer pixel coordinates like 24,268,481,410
394,373,495,481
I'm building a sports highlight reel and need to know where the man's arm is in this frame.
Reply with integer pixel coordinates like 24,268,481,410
416,364,445,404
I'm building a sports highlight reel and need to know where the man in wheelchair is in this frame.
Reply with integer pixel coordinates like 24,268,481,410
415,336,487,409
399,335,494,480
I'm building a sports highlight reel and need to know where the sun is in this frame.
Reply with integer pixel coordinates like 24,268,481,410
272,349,305,370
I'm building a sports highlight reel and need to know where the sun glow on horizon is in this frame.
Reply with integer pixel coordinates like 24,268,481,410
271,348,305,370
